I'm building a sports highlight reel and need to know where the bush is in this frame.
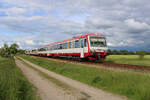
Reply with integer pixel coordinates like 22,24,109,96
92,76,101,84
0,44,10,57
136,51,146,59
0,43,19,57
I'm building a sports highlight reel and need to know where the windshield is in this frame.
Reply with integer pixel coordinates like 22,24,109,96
90,36,107,47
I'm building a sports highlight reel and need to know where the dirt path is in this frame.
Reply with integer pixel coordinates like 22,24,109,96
15,57,80,100
17,57,128,100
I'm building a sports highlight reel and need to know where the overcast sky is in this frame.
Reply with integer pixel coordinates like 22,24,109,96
0,0,150,51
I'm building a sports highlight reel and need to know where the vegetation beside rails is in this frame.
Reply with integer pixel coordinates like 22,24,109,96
105,55,150,66
21,55,150,100
0,57,38,100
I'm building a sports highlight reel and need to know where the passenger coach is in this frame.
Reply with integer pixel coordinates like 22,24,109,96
28,34,108,61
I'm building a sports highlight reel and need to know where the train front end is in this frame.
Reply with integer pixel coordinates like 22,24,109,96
88,35,108,61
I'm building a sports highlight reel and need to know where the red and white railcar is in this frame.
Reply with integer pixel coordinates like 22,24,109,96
29,34,108,61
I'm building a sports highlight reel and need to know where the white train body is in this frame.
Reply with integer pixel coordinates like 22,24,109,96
27,34,108,60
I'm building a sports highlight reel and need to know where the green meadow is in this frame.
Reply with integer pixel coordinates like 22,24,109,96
0,57,37,100
21,55,150,100
105,55,150,66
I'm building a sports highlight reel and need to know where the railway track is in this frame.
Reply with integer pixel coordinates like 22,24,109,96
32,56,150,71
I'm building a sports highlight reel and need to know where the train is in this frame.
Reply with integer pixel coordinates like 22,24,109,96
26,34,108,61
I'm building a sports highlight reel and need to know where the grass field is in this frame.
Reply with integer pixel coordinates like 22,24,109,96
0,57,37,100
21,55,150,100
105,55,150,66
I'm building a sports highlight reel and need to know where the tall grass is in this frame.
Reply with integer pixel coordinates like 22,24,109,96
21,55,150,100
105,55,150,66
0,57,37,100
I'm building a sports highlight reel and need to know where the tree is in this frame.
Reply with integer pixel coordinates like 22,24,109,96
107,49,112,55
112,49,120,55
128,51,135,55
0,43,19,57
18,49,25,54
9,43,19,56
119,50,129,55
146,51,150,55
136,51,146,59
0,44,10,57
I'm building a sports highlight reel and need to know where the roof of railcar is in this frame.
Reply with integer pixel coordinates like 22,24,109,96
38,34,105,49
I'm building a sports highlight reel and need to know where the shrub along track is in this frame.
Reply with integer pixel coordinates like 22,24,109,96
34,56,150,71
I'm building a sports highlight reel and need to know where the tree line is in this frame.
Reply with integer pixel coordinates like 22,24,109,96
107,49,150,55
0,43,24,57
0,43,149,59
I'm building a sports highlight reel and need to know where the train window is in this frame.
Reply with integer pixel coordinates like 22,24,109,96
49,47,51,50
75,40,80,48
56,45,58,50
64,43,67,49
73,41,76,48
72,41,74,48
54,45,56,50
57,45,59,49
67,42,69,49
81,39,84,48
64,43,65,49
54,46,56,50
60,44,63,49
69,42,71,48
62,43,64,49
56,44,60,50
64,43,66,49
52,46,54,50
90,37,106,47
45,48,47,51
84,39,87,47
40,48,46,51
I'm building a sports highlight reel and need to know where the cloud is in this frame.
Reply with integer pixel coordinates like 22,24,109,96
0,0,150,50
0,7,26,16
125,19,150,33
25,40,35,45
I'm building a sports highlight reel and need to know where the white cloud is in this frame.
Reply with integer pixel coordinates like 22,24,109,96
25,40,35,45
0,0,150,50
125,19,150,31
0,7,26,16
107,42,116,47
